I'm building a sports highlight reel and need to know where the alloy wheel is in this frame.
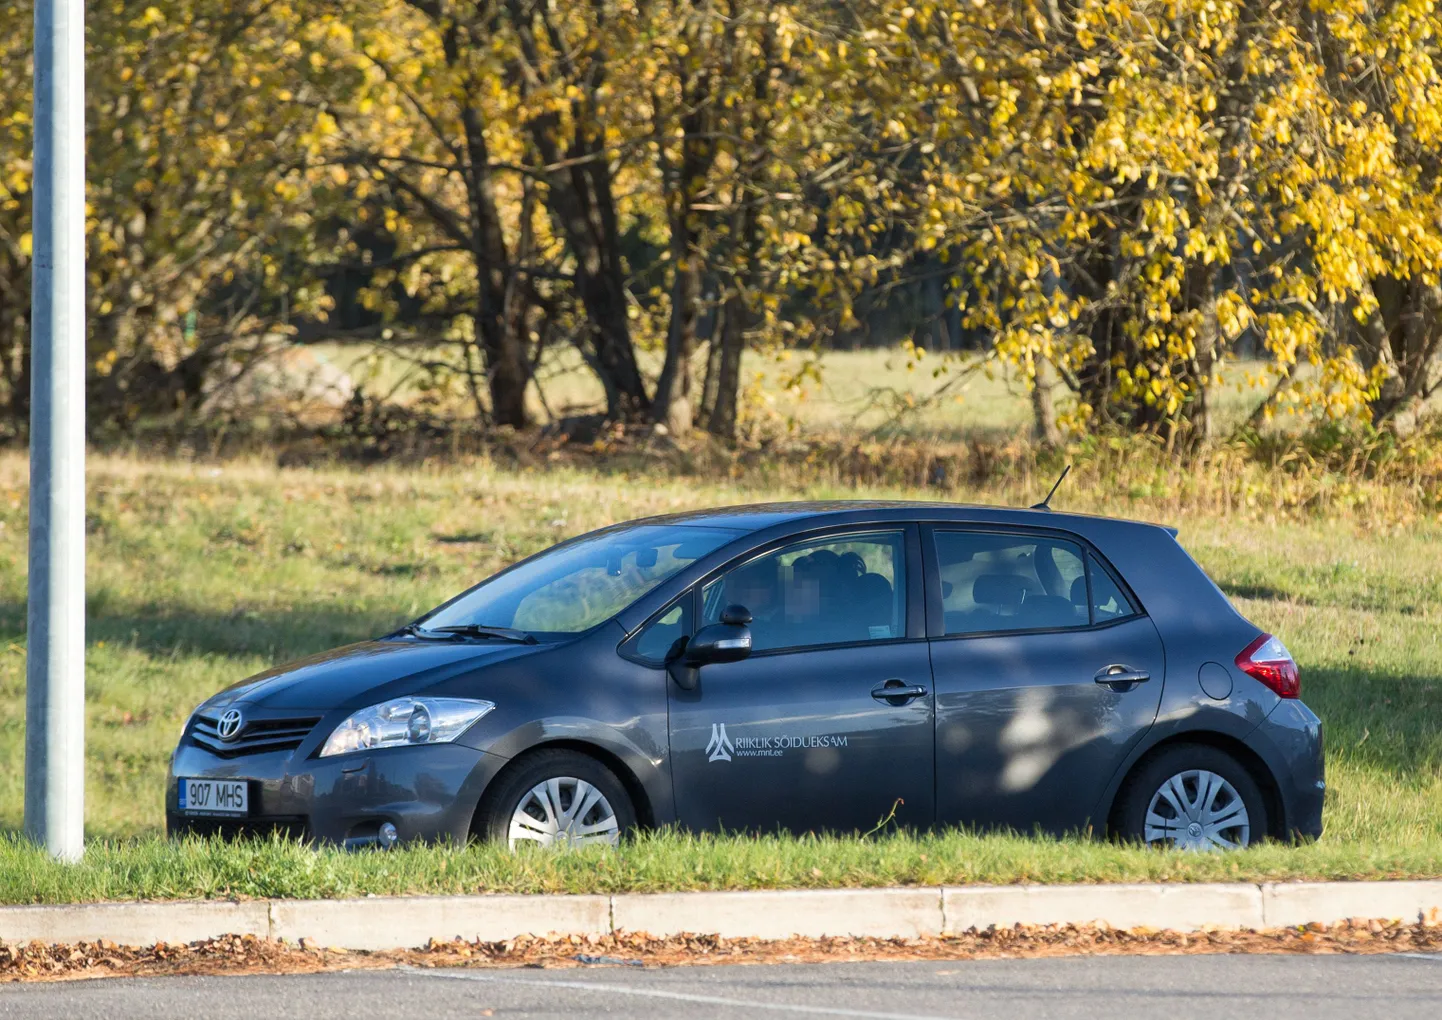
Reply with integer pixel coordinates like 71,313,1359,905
507,776,620,850
1143,768,1251,850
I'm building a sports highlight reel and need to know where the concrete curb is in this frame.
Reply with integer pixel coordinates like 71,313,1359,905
1260,881,1442,928
1,881,1439,950
943,882,1266,932
613,888,944,939
0,900,269,946
269,894,611,952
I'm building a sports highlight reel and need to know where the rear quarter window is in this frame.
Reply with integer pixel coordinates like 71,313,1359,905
1087,552,1140,622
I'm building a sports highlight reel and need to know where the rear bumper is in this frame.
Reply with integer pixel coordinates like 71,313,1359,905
166,741,509,846
1254,698,1325,841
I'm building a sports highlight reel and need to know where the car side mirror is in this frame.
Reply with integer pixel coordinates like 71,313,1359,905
686,622,752,665
666,621,752,691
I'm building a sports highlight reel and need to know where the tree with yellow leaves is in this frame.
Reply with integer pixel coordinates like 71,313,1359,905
853,0,1442,442
0,1,338,425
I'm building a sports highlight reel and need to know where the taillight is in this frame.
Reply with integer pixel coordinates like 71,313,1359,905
1236,633,1300,699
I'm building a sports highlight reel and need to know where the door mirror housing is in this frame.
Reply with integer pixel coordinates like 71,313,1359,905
666,621,752,691
686,622,752,665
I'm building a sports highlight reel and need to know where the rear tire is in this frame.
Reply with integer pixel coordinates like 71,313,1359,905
474,749,635,850
1116,744,1268,851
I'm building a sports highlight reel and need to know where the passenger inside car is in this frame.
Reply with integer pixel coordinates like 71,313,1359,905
711,533,905,650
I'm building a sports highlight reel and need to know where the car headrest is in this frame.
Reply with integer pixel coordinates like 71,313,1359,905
973,574,1027,607
1070,576,1088,607
856,572,892,601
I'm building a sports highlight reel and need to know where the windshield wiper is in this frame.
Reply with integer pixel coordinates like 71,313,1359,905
397,622,535,644
425,623,538,645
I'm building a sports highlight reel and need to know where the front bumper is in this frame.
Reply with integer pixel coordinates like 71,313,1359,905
166,740,509,846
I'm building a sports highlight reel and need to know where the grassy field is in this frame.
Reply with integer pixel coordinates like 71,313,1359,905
317,343,1294,439
0,424,1440,899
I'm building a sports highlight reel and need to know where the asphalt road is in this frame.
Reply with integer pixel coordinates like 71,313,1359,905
1,953,1440,1019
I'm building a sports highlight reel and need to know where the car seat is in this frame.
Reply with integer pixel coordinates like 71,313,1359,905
853,571,896,637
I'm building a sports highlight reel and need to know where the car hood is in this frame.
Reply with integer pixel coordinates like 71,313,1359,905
202,638,545,712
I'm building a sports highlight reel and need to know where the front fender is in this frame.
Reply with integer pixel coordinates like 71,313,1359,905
457,715,676,826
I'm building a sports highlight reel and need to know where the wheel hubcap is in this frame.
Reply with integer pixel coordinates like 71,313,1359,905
1143,769,1251,851
507,776,620,850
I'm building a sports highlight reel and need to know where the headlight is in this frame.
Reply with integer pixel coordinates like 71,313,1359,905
319,697,496,758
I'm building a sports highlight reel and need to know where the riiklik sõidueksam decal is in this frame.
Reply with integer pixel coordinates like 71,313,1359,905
707,723,848,762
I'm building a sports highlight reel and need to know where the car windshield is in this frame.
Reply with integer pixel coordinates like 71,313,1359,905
415,524,741,638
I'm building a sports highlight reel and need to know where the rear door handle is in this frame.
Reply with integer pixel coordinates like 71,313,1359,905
1095,665,1150,689
871,679,929,704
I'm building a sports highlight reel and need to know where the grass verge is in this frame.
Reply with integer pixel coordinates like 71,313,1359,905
1,829,1441,905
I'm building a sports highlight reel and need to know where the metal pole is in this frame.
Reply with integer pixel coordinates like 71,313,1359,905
25,0,86,862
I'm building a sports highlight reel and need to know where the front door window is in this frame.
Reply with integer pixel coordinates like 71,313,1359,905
700,531,906,652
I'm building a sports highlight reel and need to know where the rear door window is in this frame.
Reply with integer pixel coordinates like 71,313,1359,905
933,531,1090,635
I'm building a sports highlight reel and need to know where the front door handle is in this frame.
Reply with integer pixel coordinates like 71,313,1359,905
1095,664,1151,689
871,679,929,704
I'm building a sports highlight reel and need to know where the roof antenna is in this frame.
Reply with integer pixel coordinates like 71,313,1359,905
1030,464,1071,510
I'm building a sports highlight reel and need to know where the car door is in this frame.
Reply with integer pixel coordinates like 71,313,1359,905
664,526,935,834
924,526,1165,835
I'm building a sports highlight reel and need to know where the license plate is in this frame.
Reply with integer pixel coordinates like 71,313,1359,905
177,778,249,816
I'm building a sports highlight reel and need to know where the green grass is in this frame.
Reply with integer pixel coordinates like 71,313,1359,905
0,445,1440,902
0,829,1440,905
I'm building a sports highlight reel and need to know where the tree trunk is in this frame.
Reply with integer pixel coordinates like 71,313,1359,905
1363,276,1442,430
704,11,773,441
1181,261,1220,447
559,175,650,421
506,0,650,421
654,260,701,433
698,298,725,430
477,290,530,428
459,76,530,428
7,330,29,424
527,152,648,420
652,55,716,435
0,259,27,423
1075,248,1121,423
708,293,749,441
1031,357,1062,448
0,322,28,424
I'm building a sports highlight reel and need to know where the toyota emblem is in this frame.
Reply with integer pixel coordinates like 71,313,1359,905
216,708,245,742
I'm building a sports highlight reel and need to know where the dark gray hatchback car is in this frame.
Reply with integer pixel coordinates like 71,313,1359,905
168,502,1324,852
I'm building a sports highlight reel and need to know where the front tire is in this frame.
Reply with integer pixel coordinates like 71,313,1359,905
474,749,635,850
1117,744,1267,851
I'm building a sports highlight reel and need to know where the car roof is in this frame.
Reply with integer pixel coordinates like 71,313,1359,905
636,500,1175,536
